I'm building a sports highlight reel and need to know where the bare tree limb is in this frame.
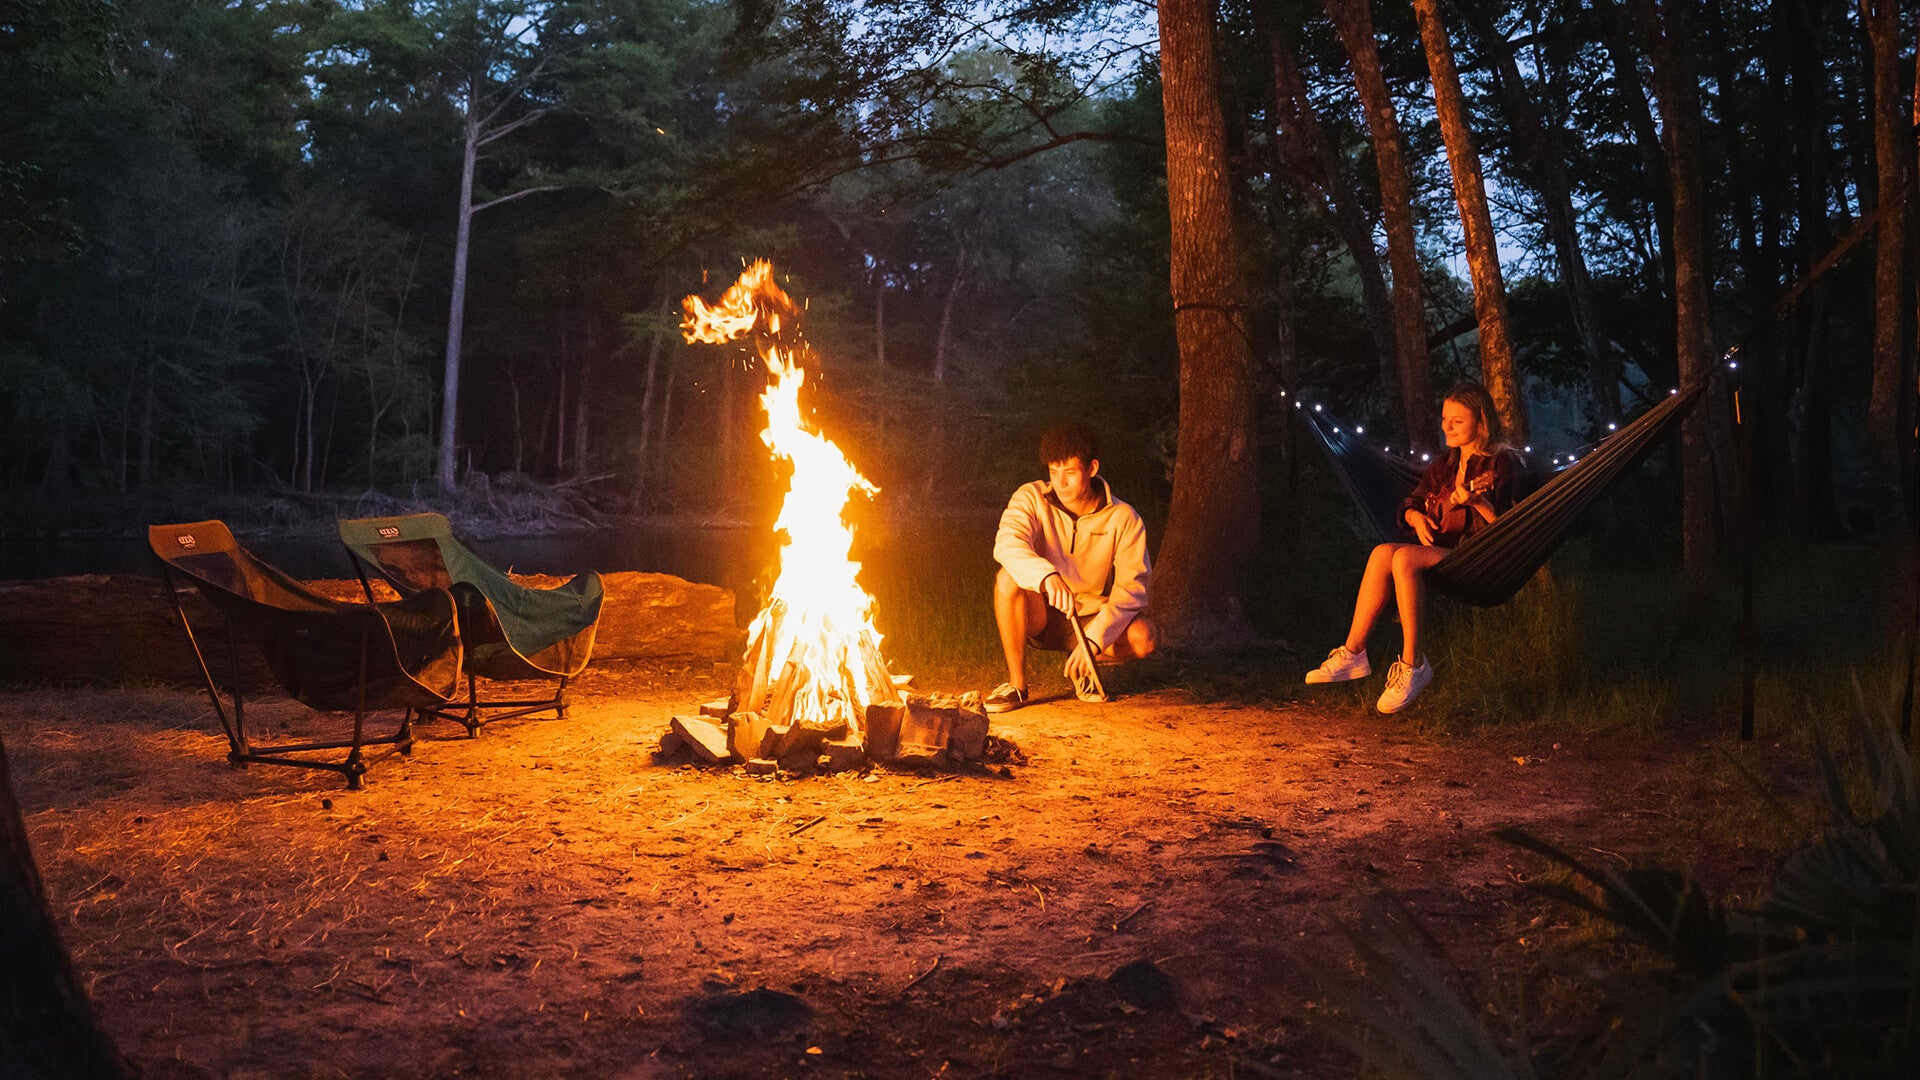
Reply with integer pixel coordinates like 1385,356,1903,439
473,184,564,215
477,107,554,147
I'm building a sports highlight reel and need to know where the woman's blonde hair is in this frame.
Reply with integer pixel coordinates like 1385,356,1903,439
1443,381,1506,450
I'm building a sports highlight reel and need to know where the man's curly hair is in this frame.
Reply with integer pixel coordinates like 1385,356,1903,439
1038,422,1099,468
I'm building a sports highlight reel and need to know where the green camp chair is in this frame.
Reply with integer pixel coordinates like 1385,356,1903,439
338,513,603,734
150,521,463,789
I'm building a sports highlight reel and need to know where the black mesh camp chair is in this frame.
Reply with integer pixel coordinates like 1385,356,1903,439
338,513,603,734
150,521,463,789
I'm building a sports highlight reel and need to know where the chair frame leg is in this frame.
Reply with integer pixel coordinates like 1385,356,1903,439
158,563,413,790
421,674,573,733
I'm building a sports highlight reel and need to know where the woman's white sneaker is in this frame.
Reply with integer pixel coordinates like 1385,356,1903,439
1376,659,1433,713
1304,645,1371,684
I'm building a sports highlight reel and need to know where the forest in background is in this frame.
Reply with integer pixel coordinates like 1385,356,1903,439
2,1,1911,589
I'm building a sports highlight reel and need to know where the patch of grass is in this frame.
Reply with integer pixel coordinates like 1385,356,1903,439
859,515,1006,691
1374,538,1907,735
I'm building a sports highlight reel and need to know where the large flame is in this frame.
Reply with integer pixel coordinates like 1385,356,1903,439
682,261,893,734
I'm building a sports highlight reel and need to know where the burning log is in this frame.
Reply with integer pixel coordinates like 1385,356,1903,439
729,601,897,739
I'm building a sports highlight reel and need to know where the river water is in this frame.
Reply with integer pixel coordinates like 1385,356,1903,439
0,514,1001,607
0,521,772,594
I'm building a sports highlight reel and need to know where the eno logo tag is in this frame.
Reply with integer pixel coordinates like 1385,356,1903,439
176,535,197,549
378,527,401,539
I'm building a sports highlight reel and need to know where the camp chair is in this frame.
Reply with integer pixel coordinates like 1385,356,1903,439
149,521,463,790
337,513,603,734
1302,383,1705,607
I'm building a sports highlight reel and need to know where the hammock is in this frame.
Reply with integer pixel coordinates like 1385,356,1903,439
1302,385,1705,607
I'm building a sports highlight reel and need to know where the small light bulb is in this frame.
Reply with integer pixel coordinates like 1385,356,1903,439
1313,404,1322,412
1670,388,1679,395
1608,423,1617,431
1294,400,1302,409
1727,361,1738,370
1279,389,1288,397
1355,425,1364,434
1523,445,1532,453
1421,453,1431,461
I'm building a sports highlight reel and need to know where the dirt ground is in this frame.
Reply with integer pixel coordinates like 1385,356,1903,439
3,661,1812,1079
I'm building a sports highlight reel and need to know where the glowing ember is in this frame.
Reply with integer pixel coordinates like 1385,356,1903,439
682,261,898,738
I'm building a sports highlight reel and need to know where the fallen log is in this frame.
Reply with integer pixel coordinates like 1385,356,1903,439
0,571,738,687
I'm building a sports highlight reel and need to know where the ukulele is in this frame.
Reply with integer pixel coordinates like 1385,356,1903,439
1431,466,1496,534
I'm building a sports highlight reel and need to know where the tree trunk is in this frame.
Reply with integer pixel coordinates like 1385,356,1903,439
873,269,887,368
1409,0,1527,445
633,309,669,509
1635,0,1717,579
509,363,524,475
718,353,735,506
1600,0,1674,300
573,336,592,480
554,365,568,478
300,376,318,493
437,105,480,492
933,244,968,384
1863,0,1910,532
1325,0,1435,449
137,368,155,489
0,736,135,1079
1153,0,1260,647
1263,12,1402,437
1457,0,1615,429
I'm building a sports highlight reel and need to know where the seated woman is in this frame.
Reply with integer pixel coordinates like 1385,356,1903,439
1304,382,1523,713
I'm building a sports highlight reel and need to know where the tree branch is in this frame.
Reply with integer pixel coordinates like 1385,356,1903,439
972,130,1142,171
477,108,553,147
472,185,564,215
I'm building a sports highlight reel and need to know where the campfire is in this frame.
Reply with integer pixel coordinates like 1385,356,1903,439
661,262,987,773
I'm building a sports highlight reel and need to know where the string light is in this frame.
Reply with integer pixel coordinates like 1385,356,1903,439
1287,384,1674,473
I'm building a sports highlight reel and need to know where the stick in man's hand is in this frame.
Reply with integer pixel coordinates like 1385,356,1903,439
1066,614,1108,703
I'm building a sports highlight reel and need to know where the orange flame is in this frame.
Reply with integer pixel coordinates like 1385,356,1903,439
682,261,893,735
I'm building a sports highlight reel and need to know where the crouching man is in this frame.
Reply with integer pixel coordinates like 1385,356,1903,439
985,422,1156,713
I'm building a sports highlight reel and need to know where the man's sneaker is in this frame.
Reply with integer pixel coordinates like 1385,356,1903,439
1376,658,1434,714
1304,645,1371,685
984,683,1028,713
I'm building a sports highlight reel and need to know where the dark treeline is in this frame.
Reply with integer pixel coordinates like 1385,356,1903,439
2,2,1911,573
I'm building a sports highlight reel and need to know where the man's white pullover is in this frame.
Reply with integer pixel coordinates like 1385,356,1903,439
993,476,1152,651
